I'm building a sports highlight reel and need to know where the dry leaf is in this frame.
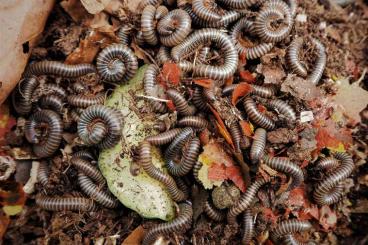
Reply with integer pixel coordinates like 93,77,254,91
239,120,254,137
193,79,213,88
60,0,91,22
160,63,181,86
0,212,10,240
281,74,322,101
80,0,111,14
0,103,16,146
122,225,145,245
319,205,337,230
239,71,256,83
231,83,253,105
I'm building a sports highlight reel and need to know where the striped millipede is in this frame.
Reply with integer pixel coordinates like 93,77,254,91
153,121,167,132
261,99,297,121
143,64,167,113
156,46,173,65
197,46,210,63
227,178,269,224
36,196,96,211
315,157,340,170
242,209,254,245
193,161,203,183
146,128,183,145
218,0,258,9
142,202,193,245
96,44,138,83
72,150,95,162
192,0,221,22
230,18,274,59
71,82,87,94
254,0,293,43
271,219,312,244
171,28,238,80
155,5,169,19
78,173,119,208
177,116,208,129
157,9,192,47
287,0,298,18
141,5,159,45
313,152,354,205
192,87,210,111
262,155,304,190
38,161,49,186
222,84,238,96
67,93,105,108
70,156,105,185
308,38,326,85
167,137,200,177
39,95,64,114
39,83,67,99
139,0,163,10
250,128,267,164
229,122,243,152
175,177,190,198
77,105,123,149
243,97,275,130
204,200,225,221
24,61,96,78
251,84,278,98
12,77,39,115
166,89,196,116
140,141,187,201
135,30,146,46
25,110,63,158
117,24,132,45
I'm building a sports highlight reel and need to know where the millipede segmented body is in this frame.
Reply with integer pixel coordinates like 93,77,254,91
67,93,105,108
156,46,173,65
166,89,196,116
218,0,257,9
39,95,64,114
204,200,225,221
251,84,278,98
313,152,354,205
143,64,167,113
36,196,96,211
77,105,123,149
177,116,208,129
271,219,312,244
175,177,190,197
38,161,49,186
70,156,105,185
71,82,87,94
39,83,67,99
24,61,96,78
230,18,274,59
142,203,193,245
192,87,210,111
141,5,159,45
243,97,275,130
73,150,96,162
315,157,340,170
222,84,238,96
193,161,203,183
192,0,221,22
287,0,298,18
96,44,138,83
307,38,326,85
265,99,296,121
197,46,210,63
171,29,238,80
118,24,132,45
229,122,243,152
157,9,192,47
250,128,267,164
146,128,183,145
12,77,39,115
139,141,187,201
78,173,119,208
242,209,254,245
155,5,169,19
164,128,194,160
254,0,293,43
139,0,163,10
25,110,63,158
263,155,304,190
227,178,269,224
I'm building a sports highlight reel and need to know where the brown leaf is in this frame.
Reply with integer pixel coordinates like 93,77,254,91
60,0,91,22
160,63,181,86
319,206,337,230
122,225,145,245
239,120,254,137
0,212,10,240
80,0,111,14
193,79,213,88
239,71,256,83
231,83,253,105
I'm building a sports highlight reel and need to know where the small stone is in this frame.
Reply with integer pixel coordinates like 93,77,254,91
212,184,241,210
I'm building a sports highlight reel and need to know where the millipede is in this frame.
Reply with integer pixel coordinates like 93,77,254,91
243,97,275,130
39,94,64,114
70,156,105,185
36,196,96,211
141,5,159,46
242,209,254,245
24,61,96,78
117,24,132,46
204,200,225,221
156,46,173,65
262,99,297,121
250,128,267,164
218,0,258,9
143,64,167,113
67,93,105,108
229,122,243,152
37,161,49,186
192,0,221,22
177,116,208,129
192,87,210,111
271,219,312,244
12,77,40,115
166,89,196,116
146,128,183,145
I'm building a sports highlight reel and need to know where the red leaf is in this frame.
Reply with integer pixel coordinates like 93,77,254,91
225,76,234,86
231,83,253,105
208,163,227,181
193,79,213,88
286,187,307,207
161,62,181,85
226,165,246,192
209,105,234,148
239,71,256,83
315,128,341,151
166,100,176,112
239,120,254,137
239,52,247,65
261,207,279,224
257,104,267,113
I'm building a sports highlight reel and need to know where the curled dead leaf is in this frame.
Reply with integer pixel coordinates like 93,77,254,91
231,83,253,105
80,0,111,14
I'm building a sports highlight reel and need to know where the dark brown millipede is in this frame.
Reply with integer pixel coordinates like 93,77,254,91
12,77,40,115
67,93,105,108
262,155,304,190
251,84,278,98
37,161,49,186
25,110,63,158
192,87,210,111
39,95,64,114
78,173,119,208
141,5,159,45
156,46,173,65
250,128,267,164
175,177,190,198
177,116,208,129
146,128,183,145
193,161,203,183
38,83,67,99
71,82,87,94
271,219,312,244
313,152,354,205
117,24,132,46
77,105,123,149
70,156,105,185
142,202,193,245
166,89,196,116
261,99,297,121
243,97,275,130
242,209,254,245
218,0,258,9
139,141,187,202
229,122,243,152
36,196,96,211
24,61,96,78
204,200,225,221
227,178,269,224
143,64,167,113
192,0,221,22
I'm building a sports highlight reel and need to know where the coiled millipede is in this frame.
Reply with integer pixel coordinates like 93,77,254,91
313,152,354,205
192,0,221,22
218,0,258,9
242,209,254,245
12,77,40,115
143,64,167,113
259,98,297,121
250,128,267,164
204,200,225,221
70,156,105,185
166,89,196,116
243,97,275,130
96,44,138,83
146,128,183,145
141,5,159,45
156,46,173,65
142,202,193,245
36,196,96,211
171,28,238,80
24,61,96,78
117,24,132,46
25,110,63,158
177,116,209,129
39,94,64,114
77,105,123,149
37,161,49,186
67,93,105,108
271,219,312,244
157,9,192,47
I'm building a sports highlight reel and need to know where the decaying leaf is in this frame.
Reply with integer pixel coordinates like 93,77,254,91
0,181,27,216
80,0,111,14
122,225,145,245
160,63,181,86
60,0,91,22
281,75,322,101
193,79,213,88
198,163,224,189
0,212,10,240
231,83,253,105
239,71,256,83
319,205,337,230
0,103,16,146
239,120,254,137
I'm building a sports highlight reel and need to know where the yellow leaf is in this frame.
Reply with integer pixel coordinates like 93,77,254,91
3,205,23,216
327,142,345,153
198,164,223,189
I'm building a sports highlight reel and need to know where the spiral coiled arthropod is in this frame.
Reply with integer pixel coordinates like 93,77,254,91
204,200,225,221
25,110,63,158
39,95,64,114
254,0,293,43
70,156,105,185
157,9,192,47
315,157,340,170
171,29,238,80
218,0,257,9
143,64,167,113
96,44,138,83
192,87,210,111
156,46,173,65
24,61,96,78
230,18,274,59
227,178,269,224
177,116,208,129
192,0,221,22
250,128,267,164
313,152,354,205
142,202,193,245
141,5,159,45
262,155,304,190
117,24,132,45
139,141,187,201
146,128,183,145
37,161,49,186
271,219,312,244
243,97,275,130
262,99,296,121
77,105,123,149
166,89,196,116
36,196,96,211
67,93,105,108
12,77,39,115
78,173,119,208
242,209,254,245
